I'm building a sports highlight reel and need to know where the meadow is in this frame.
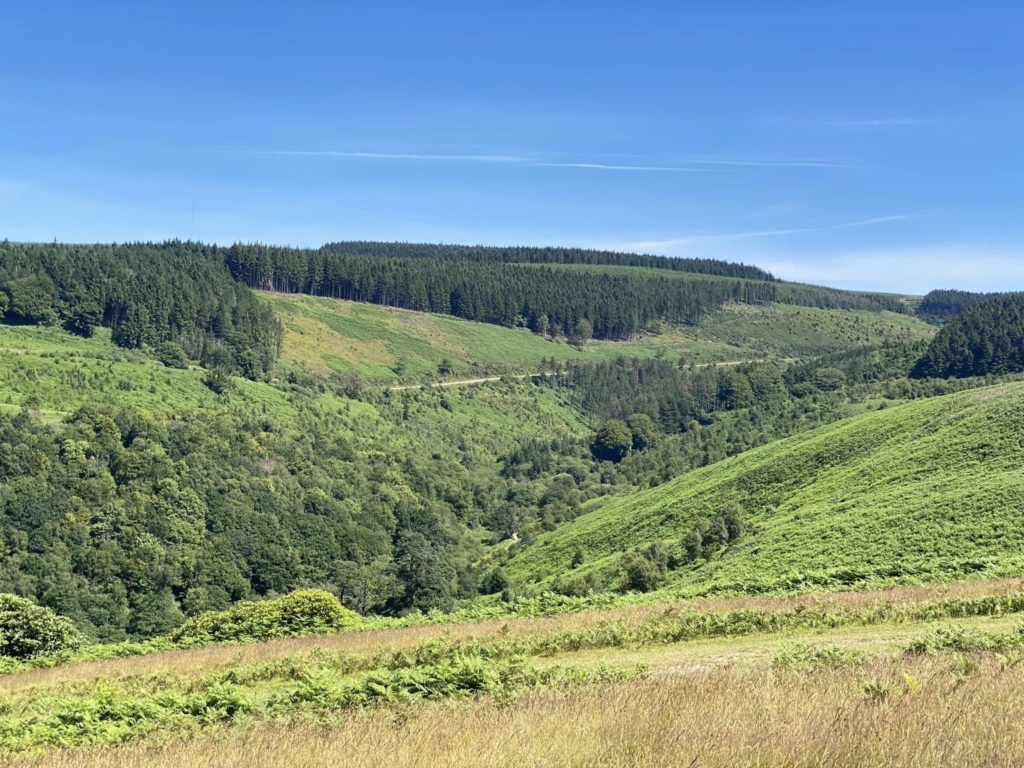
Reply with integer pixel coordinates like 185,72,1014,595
7,578,1024,766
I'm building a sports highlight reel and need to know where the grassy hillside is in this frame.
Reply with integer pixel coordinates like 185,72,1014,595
262,292,934,382
700,301,931,358
0,324,293,420
507,381,1024,594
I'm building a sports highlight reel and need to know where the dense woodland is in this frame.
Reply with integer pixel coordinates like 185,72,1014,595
1,341,960,640
0,395,486,640
226,244,777,339
321,241,777,280
912,293,1024,378
0,241,280,378
914,289,997,324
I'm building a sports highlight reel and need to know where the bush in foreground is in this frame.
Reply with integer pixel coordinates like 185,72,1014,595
169,589,362,645
0,594,83,659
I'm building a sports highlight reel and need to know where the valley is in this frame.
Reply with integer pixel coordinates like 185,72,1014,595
0,239,1020,765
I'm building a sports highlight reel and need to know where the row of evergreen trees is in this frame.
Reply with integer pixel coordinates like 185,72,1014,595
0,239,911,352
321,241,777,280
0,241,281,378
225,244,777,339
224,242,910,340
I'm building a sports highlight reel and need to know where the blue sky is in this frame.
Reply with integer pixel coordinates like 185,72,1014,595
2,1,1022,293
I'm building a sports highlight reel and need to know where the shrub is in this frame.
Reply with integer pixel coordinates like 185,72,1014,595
552,572,597,597
812,367,847,391
626,413,659,450
618,543,669,593
156,341,191,369
169,589,362,646
480,568,511,595
862,677,892,703
202,368,232,394
0,594,83,659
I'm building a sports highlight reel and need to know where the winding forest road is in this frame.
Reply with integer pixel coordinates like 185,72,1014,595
384,357,798,392
386,373,544,392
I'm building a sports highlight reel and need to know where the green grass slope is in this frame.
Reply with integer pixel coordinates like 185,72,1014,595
261,293,934,382
507,382,1024,594
0,324,294,419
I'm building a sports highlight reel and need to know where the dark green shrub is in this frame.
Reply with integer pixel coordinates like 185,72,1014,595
812,367,847,391
618,543,669,593
679,527,704,564
0,594,83,659
553,573,597,597
702,516,730,549
480,568,511,595
169,589,362,646
156,340,191,369
202,368,232,394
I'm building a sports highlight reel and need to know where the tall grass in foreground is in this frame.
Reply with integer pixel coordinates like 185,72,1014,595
15,654,1024,768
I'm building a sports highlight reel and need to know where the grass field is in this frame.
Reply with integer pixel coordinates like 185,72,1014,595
8,578,1024,766
506,381,1024,595
261,292,934,382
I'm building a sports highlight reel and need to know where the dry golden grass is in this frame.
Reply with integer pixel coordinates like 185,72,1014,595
15,653,1024,768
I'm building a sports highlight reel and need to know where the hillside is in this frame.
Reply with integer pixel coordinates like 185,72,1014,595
263,292,933,382
0,313,599,639
506,381,1024,594
226,240,913,340
912,292,1024,378
0,241,280,378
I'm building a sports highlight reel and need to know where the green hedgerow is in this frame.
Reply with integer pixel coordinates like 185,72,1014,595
0,594,83,660
169,589,363,646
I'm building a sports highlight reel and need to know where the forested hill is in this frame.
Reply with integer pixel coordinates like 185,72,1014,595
224,241,909,341
227,245,774,340
911,292,1024,378
321,241,775,280
0,241,281,378
915,289,998,324
0,239,912,347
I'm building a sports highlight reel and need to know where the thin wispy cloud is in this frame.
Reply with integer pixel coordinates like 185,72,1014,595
532,161,709,173
231,149,841,174
618,214,914,252
820,118,930,128
686,157,845,168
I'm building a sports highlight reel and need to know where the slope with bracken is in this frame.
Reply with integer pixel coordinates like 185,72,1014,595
507,381,1024,595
